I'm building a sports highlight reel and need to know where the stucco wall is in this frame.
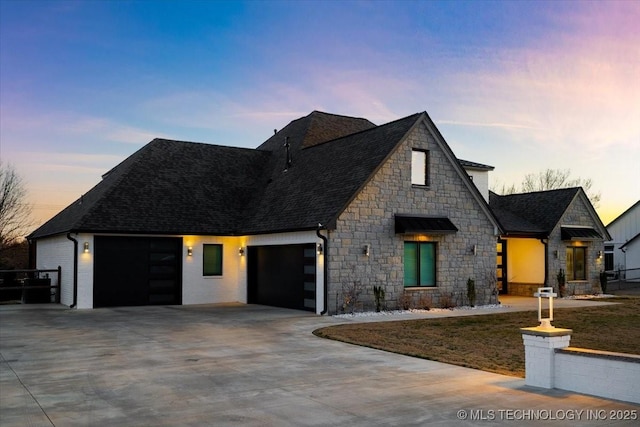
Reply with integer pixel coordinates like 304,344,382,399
329,121,498,313
504,237,546,297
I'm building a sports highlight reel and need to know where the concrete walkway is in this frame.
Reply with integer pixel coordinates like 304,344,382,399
1,300,637,426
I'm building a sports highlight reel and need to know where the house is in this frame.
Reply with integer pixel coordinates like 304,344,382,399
489,188,611,296
29,110,504,313
606,200,640,281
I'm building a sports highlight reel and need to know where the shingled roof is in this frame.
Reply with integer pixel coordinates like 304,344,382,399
30,140,271,238
489,187,582,237
29,111,421,238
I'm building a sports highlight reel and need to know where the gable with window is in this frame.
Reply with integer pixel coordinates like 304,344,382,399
404,242,436,287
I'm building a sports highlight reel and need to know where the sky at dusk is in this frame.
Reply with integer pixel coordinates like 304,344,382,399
1,0,638,230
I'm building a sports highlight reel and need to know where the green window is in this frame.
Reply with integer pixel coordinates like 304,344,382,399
203,244,223,276
404,242,436,287
566,247,586,280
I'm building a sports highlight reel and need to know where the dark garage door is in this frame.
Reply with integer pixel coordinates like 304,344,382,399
247,244,316,312
94,236,182,308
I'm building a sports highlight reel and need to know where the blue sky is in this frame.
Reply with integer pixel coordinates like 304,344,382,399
1,0,638,227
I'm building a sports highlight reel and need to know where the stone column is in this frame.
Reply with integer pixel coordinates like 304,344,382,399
520,327,572,389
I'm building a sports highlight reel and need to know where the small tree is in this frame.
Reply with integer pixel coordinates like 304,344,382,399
556,268,566,297
373,285,385,312
493,168,601,208
341,280,362,314
466,278,476,307
0,163,33,266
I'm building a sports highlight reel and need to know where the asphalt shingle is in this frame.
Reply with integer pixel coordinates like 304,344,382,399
489,188,581,236
29,111,419,238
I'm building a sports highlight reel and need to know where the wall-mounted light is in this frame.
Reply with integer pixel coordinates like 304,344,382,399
239,247,245,256
83,242,90,253
363,244,370,256
316,243,323,255
597,250,603,260
553,250,559,259
187,246,193,257
471,244,477,256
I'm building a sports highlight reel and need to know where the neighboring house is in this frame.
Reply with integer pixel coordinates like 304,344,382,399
489,188,611,296
28,111,503,313
606,201,640,280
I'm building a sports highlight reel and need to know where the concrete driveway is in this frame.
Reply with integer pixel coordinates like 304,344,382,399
1,303,637,426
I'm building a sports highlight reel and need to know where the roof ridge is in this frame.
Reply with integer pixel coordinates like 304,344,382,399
308,110,372,121
303,112,422,150
500,187,581,198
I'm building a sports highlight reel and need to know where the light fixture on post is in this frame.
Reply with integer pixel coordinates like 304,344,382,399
363,244,370,256
83,242,90,253
239,247,245,256
316,243,323,255
187,246,193,257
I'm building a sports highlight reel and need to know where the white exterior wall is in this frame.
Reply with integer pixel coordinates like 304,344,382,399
623,238,640,280
182,235,244,306
76,233,94,308
35,234,75,307
607,202,639,271
465,169,490,203
50,231,325,312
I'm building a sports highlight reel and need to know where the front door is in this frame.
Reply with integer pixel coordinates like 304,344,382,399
496,239,507,294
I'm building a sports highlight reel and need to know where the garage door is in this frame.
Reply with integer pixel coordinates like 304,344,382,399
94,236,182,308
247,244,316,312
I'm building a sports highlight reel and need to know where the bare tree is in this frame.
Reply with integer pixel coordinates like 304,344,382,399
493,168,601,208
0,162,33,253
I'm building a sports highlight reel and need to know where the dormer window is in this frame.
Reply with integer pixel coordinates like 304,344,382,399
411,149,429,186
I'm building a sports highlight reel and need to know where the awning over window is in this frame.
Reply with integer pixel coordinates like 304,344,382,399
395,215,458,234
561,226,602,241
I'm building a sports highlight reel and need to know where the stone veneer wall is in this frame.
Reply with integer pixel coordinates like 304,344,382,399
326,121,499,314
547,194,605,295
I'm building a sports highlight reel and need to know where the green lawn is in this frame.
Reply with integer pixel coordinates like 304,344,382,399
313,297,640,377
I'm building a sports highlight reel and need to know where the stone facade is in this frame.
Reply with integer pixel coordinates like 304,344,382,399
327,121,499,314
547,194,606,295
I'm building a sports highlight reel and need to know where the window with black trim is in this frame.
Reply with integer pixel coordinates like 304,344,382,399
404,242,436,287
566,247,586,280
411,149,429,186
203,244,223,276
604,245,614,271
